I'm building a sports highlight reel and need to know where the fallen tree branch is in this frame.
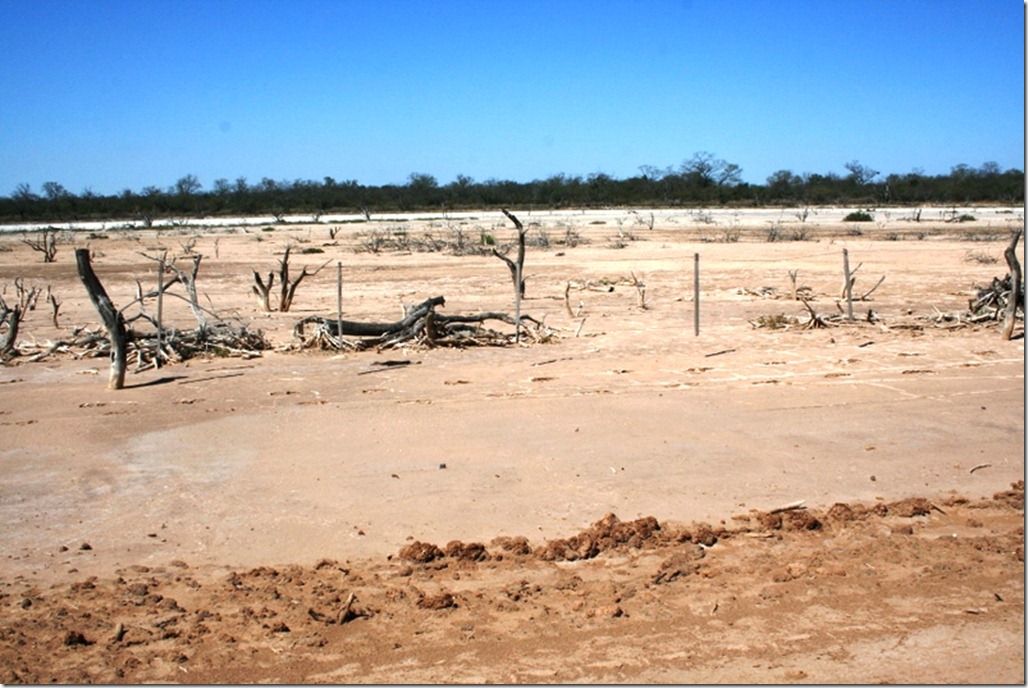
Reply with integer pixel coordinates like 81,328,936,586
770,500,806,514
293,296,553,351
800,298,833,329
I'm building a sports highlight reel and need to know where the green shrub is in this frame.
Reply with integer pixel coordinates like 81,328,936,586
843,210,874,222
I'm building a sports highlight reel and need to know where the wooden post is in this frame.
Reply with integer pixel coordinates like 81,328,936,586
842,248,855,322
1002,229,1023,341
155,252,165,368
336,261,343,348
75,248,127,390
693,253,700,336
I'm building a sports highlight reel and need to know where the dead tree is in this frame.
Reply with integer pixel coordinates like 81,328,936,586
253,245,330,312
252,270,275,311
1002,229,1023,340
0,295,21,358
47,287,61,328
493,209,527,297
280,245,329,312
23,228,58,263
75,248,127,389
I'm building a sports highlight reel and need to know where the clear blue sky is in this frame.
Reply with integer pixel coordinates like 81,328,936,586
1,0,1023,197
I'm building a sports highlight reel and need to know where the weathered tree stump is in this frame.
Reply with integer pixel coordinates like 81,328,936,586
75,248,127,389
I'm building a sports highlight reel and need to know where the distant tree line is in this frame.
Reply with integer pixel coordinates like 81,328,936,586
2,152,1022,224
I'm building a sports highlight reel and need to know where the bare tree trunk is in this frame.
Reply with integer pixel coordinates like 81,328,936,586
279,245,295,312
295,296,446,339
75,248,127,389
0,298,21,356
155,251,165,368
47,287,61,328
1002,229,1023,341
252,271,275,311
493,209,527,297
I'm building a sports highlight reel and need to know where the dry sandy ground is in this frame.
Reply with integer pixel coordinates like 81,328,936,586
0,207,1024,683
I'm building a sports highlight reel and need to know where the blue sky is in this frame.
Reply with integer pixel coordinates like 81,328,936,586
1,0,1023,197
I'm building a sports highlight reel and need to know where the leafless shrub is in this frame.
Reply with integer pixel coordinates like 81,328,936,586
526,227,551,249
964,249,999,265
22,228,58,262
789,225,812,241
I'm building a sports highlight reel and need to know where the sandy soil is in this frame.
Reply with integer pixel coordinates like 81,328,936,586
0,207,1024,683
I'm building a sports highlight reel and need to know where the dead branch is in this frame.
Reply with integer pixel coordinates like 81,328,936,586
338,592,358,624
15,321,268,370
800,298,833,329
840,261,863,299
856,275,886,301
769,500,806,514
166,254,209,328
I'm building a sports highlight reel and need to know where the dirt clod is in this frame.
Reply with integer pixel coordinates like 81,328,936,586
398,541,444,564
